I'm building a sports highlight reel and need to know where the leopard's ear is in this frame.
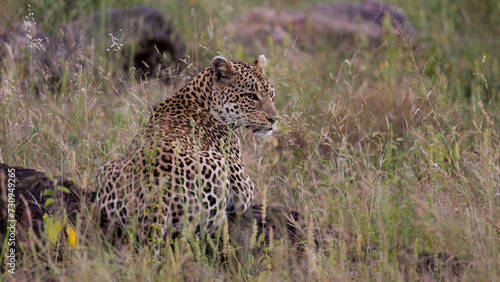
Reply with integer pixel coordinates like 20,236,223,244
212,56,234,84
252,55,267,70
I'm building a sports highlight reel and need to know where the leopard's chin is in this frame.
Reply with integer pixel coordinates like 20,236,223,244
249,126,274,137
257,129,273,137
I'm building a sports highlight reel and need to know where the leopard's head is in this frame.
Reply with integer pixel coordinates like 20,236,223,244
210,55,279,137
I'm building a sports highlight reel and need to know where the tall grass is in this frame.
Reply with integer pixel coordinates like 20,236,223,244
1,0,499,280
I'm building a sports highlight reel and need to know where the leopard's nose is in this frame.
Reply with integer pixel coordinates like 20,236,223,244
267,116,279,124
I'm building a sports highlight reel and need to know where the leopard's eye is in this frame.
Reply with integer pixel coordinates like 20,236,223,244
245,93,260,101
270,91,275,99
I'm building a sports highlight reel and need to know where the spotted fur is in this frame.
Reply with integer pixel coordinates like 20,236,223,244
97,55,278,242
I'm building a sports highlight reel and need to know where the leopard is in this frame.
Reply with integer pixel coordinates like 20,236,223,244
96,55,278,246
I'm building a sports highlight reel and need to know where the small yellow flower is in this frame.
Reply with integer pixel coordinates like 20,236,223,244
272,137,279,147
66,225,77,247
